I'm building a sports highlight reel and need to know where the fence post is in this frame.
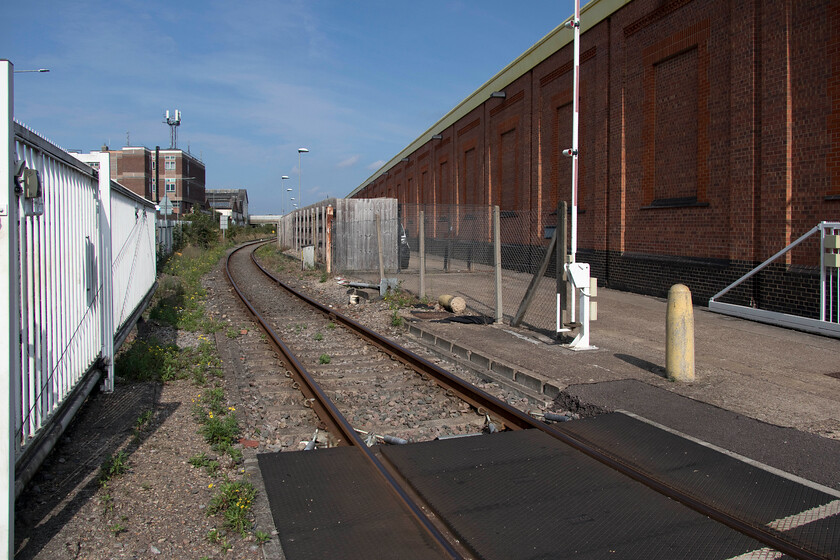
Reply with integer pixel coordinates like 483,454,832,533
326,206,333,275
419,210,426,299
1,58,17,560
494,205,503,324
96,152,115,392
557,201,568,333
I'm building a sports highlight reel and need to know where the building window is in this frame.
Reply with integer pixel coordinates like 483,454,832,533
165,178,176,193
165,155,176,170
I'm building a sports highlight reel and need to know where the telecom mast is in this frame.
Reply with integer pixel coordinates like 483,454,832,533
163,109,181,149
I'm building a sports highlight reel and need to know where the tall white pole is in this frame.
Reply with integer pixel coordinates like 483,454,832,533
1,58,17,560
570,0,580,263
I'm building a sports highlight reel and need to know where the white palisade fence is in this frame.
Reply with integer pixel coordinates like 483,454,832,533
2,61,158,558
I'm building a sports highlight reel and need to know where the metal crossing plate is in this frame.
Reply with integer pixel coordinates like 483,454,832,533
381,428,768,560
258,447,450,560
557,412,839,559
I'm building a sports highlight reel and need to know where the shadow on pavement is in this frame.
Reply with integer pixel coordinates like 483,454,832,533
14,382,179,560
614,353,667,378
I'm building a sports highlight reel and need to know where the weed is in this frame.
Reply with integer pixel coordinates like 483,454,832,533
391,310,403,327
201,386,227,416
214,441,243,463
255,530,271,545
199,413,240,447
99,451,129,483
382,287,415,310
225,327,239,339
100,493,114,513
205,460,221,477
115,337,179,383
327,322,336,330
208,480,257,537
141,481,151,491
202,318,224,333
313,332,323,341
135,410,153,431
189,452,210,468
293,323,307,334
320,271,328,283
206,528,231,551
319,354,331,365
109,523,126,536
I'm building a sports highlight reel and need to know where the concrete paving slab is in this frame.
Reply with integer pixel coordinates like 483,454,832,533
404,286,840,490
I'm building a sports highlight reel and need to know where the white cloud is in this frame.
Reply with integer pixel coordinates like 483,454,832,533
367,160,386,171
337,155,360,168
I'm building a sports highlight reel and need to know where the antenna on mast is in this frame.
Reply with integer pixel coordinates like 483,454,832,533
163,109,182,149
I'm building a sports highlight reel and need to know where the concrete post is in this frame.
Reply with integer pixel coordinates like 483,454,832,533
494,205,502,324
325,206,333,275
666,284,695,382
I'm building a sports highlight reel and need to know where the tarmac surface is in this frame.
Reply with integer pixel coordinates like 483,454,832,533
401,286,840,492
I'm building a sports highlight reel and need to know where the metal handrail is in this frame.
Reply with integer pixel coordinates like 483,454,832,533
709,221,840,337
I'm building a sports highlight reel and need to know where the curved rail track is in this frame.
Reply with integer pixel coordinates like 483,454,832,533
226,240,827,560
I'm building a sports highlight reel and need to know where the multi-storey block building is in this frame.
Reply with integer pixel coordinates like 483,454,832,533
83,145,206,217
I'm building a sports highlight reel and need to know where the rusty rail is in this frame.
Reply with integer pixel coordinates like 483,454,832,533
230,241,824,560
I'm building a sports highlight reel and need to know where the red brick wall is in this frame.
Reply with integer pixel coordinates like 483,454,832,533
354,0,839,312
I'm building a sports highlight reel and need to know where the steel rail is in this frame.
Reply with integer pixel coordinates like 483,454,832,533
224,241,463,560
243,242,826,560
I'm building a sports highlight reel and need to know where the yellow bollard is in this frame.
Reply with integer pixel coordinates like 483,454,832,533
666,284,695,382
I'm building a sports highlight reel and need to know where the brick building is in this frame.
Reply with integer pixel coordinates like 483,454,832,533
350,0,839,317
84,146,206,217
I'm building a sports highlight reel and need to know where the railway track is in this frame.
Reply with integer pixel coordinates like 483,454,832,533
225,240,831,560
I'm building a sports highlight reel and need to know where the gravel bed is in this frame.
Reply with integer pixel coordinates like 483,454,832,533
13,244,562,559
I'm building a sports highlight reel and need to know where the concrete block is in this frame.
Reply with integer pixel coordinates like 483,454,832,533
470,352,490,369
515,371,542,393
452,344,470,360
543,383,561,399
490,361,515,380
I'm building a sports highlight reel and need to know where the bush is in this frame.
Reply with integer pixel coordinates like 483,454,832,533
181,210,220,248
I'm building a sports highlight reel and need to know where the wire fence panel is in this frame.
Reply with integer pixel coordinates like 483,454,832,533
497,207,564,333
399,204,566,335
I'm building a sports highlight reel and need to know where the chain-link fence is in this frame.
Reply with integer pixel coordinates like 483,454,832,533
285,200,574,336
359,204,569,335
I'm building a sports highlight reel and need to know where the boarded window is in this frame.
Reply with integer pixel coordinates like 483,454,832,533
500,128,517,209
654,48,698,201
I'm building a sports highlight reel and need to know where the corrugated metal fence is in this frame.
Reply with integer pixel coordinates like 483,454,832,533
2,61,158,557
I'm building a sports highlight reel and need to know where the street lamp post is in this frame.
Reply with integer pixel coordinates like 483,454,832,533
281,175,290,214
297,147,309,209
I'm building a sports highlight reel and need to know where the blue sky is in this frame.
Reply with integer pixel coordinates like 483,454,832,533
3,1,580,214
